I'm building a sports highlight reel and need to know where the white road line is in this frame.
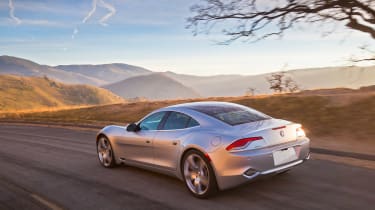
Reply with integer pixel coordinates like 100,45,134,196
31,194,64,210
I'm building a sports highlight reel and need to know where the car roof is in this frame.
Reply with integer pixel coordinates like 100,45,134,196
166,101,239,109
142,101,236,128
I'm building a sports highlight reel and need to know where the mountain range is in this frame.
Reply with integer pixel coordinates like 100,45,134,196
163,66,375,97
1,55,375,100
0,56,102,86
55,63,151,85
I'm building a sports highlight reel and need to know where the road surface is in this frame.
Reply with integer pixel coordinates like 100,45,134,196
0,124,373,210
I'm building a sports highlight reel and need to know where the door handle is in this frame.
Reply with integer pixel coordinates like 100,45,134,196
172,141,178,145
146,140,151,144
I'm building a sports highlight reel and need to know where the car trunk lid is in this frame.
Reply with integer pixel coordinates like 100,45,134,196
231,118,300,148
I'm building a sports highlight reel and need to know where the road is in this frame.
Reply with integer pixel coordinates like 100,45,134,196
0,124,373,210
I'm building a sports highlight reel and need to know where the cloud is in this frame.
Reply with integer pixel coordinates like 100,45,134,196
0,18,65,27
72,27,79,39
72,0,117,38
8,0,21,24
82,0,98,24
98,0,116,26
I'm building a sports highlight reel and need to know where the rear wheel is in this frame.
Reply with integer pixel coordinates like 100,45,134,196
97,136,116,168
182,150,217,198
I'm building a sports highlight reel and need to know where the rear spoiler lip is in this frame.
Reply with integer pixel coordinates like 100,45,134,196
272,125,286,130
272,123,301,130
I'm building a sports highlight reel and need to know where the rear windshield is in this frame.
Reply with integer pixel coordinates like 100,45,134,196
188,104,271,126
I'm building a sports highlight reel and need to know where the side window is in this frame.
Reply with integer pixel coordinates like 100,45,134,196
187,118,199,128
162,112,200,130
139,112,166,131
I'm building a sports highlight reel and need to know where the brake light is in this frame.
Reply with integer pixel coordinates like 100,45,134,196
296,127,306,137
226,137,263,151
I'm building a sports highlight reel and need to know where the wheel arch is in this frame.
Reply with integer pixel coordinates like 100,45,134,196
96,133,108,144
178,146,216,180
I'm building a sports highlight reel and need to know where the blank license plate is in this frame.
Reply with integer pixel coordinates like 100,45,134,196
273,147,297,166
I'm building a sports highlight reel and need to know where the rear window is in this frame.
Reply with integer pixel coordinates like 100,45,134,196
188,104,271,126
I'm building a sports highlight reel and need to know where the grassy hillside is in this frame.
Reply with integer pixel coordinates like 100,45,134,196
0,75,124,111
2,88,373,137
1,86,374,154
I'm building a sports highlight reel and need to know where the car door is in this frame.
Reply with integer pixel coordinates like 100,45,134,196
153,111,200,171
118,111,167,166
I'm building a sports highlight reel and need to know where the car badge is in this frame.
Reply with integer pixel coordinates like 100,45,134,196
280,130,285,137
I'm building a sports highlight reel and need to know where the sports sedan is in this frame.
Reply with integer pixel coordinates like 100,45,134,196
96,101,310,198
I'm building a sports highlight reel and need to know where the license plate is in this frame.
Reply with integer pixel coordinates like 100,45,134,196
273,147,297,166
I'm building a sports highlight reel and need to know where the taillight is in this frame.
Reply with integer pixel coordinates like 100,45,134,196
296,127,306,137
226,137,263,151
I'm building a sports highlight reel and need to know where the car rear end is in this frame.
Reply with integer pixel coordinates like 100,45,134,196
209,119,310,190
184,102,310,190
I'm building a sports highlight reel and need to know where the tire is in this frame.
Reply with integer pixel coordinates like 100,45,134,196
182,150,218,198
97,135,117,168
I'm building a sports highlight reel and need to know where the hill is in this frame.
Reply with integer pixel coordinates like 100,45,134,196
103,73,201,100
0,56,104,86
55,63,151,84
0,75,124,112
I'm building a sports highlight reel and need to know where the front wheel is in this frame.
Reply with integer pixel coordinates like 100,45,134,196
182,150,217,198
97,136,116,168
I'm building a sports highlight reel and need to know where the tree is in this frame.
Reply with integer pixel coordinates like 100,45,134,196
245,87,256,96
284,76,300,92
43,75,59,88
188,0,375,43
267,72,285,93
266,72,300,93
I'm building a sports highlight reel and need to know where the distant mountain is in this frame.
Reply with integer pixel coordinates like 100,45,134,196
1,55,374,99
164,66,375,97
0,75,124,111
286,66,375,90
0,56,104,86
103,73,200,100
55,63,151,84
162,71,262,97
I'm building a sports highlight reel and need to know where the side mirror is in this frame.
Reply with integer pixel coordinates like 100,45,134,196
126,123,140,132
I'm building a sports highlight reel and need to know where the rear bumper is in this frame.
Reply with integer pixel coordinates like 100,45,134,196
211,137,310,190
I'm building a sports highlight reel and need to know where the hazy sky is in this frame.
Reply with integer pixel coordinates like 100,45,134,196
0,0,373,76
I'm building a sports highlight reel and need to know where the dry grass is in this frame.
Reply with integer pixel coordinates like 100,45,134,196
0,105,96,114
2,91,374,137
0,75,124,112
1,89,374,154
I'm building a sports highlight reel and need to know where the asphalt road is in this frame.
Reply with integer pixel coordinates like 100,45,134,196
0,125,374,210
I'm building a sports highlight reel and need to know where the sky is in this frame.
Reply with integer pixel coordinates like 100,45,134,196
0,0,373,76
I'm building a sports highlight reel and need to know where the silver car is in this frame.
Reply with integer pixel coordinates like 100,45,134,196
96,101,310,198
